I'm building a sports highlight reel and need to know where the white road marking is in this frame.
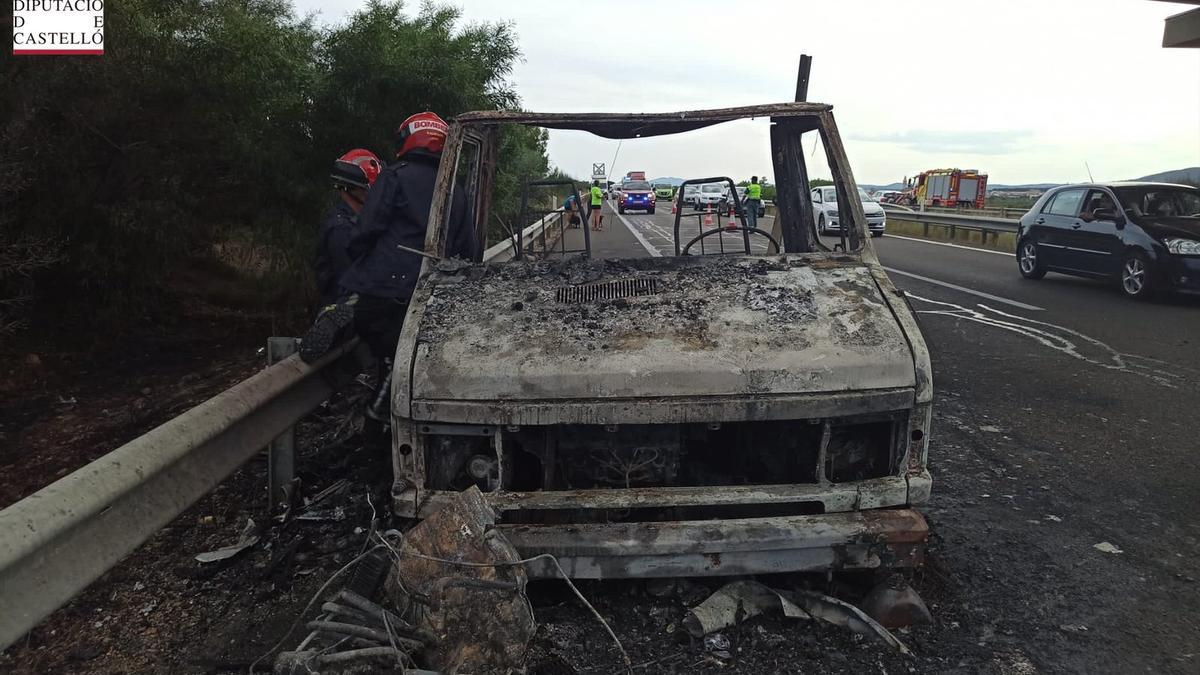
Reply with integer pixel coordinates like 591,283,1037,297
615,211,662,257
883,233,1013,256
907,293,1182,388
883,267,1044,311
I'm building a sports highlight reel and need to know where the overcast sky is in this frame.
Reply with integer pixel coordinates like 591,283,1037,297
293,0,1199,186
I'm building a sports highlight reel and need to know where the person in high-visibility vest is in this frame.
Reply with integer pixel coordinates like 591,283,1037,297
589,180,604,231
744,176,763,230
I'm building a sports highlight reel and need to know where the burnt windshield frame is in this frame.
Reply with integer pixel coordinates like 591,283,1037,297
426,103,869,261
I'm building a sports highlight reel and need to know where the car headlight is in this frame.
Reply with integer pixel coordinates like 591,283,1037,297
1164,237,1200,255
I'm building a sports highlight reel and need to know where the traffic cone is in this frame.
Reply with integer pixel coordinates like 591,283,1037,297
704,203,713,227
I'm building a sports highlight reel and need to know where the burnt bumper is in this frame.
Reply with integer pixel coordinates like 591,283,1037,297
499,508,927,579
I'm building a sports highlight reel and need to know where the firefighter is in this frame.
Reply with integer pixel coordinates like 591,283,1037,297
314,149,382,305
744,176,762,230
300,112,475,371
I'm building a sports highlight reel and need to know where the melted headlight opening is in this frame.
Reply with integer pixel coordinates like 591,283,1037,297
418,417,906,493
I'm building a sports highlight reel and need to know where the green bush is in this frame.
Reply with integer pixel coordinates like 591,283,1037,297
0,0,548,338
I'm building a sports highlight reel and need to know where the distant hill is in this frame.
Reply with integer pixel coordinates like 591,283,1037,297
1134,167,1200,185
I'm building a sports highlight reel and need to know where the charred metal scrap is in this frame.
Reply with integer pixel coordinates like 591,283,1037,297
274,488,534,675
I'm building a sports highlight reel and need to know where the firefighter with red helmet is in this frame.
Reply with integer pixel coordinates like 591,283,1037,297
314,149,382,304
301,112,476,371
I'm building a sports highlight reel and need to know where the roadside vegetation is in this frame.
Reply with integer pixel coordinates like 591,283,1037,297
0,0,549,347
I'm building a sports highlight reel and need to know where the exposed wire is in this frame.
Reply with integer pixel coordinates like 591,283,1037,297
375,531,632,672
248,544,391,674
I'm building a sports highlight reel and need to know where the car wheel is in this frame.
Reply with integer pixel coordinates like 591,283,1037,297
1120,251,1155,300
1017,239,1046,279
818,213,827,235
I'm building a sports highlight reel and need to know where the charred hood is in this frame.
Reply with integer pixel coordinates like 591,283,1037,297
408,255,916,408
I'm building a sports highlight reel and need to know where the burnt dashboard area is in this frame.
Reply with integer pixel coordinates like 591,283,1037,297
416,413,907,518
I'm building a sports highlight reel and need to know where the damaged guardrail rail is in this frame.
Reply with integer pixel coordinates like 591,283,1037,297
0,211,559,649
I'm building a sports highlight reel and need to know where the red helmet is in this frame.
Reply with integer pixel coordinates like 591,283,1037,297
331,149,382,190
395,112,449,158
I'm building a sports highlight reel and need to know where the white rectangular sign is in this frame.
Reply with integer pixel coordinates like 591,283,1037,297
13,0,105,56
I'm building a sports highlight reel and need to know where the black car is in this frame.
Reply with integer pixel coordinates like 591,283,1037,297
1016,182,1200,299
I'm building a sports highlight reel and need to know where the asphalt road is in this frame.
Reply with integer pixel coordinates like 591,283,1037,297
568,200,1200,672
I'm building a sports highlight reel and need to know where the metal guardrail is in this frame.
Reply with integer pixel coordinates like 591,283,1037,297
480,208,565,262
0,341,363,648
914,205,1028,219
0,216,548,649
881,204,1020,245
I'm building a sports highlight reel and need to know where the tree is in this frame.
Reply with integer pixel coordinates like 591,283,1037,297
0,0,549,340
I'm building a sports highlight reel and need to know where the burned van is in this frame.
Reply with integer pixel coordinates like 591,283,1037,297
388,103,933,578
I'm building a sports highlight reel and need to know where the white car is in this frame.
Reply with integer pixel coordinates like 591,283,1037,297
811,186,887,237
697,183,726,209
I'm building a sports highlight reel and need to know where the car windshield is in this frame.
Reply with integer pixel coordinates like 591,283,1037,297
1113,186,1200,218
822,187,872,203
624,181,650,190
701,185,724,193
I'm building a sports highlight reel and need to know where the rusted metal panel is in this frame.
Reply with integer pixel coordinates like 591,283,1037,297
401,476,910,519
818,110,864,253
470,126,497,259
410,387,914,426
770,120,819,252
453,103,833,139
500,509,928,579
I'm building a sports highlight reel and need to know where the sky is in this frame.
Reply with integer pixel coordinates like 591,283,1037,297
292,0,1200,186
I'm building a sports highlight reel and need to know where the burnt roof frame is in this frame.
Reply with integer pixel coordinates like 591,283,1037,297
422,101,868,262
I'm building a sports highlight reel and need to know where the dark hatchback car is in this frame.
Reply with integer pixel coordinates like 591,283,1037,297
1016,182,1200,299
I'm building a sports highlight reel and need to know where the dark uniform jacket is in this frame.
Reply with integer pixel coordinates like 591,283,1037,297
339,151,475,301
313,199,358,304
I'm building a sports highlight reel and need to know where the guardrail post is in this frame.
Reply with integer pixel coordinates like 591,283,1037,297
266,337,298,513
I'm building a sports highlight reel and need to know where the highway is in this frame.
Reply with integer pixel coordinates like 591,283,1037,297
569,199,1200,672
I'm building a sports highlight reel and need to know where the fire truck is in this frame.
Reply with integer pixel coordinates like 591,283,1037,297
901,168,988,208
